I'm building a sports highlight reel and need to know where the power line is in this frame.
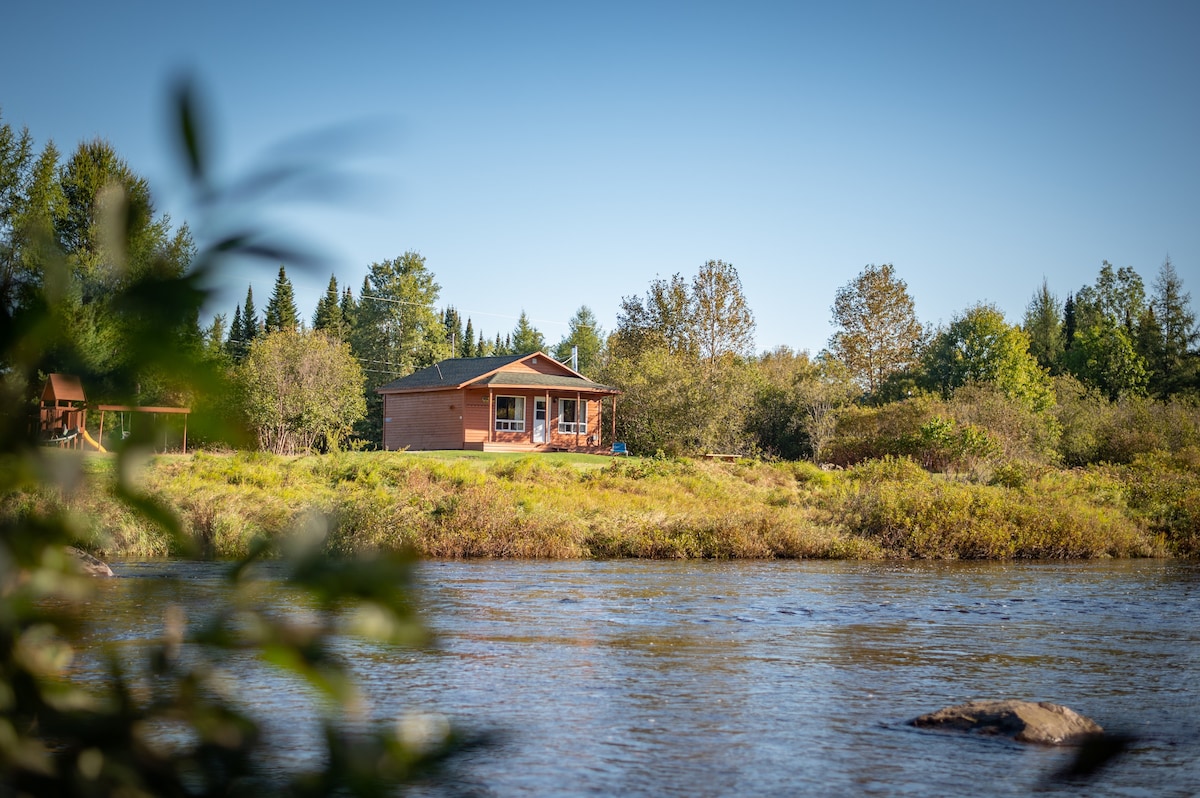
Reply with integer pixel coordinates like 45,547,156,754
360,293,603,331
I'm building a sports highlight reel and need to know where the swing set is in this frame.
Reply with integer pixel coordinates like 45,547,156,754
37,374,191,453
95,405,192,453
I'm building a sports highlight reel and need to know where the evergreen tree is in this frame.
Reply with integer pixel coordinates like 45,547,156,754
313,273,345,339
242,286,260,345
226,304,245,360
510,310,545,354
1022,278,1063,373
463,317,475,359
264,264,299,333
340,285,357,333
1062,292,1077,351
349,252,450,445
554,305,605,373
203,313,228,362
1148,256,1199,396
442,306,464,356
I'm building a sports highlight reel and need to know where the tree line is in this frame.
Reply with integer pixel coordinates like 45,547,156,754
4,113,1198,468
207,255,606,452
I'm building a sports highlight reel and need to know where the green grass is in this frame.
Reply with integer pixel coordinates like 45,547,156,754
7,449,1191,561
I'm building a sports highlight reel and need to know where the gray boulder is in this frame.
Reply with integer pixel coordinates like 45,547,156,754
911,700,1103,745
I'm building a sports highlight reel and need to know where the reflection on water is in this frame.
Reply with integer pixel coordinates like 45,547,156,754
83,559,1199,797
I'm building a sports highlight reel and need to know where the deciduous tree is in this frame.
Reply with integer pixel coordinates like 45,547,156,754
604,259,758,455
1067,262,1151,399
829,263,924,393
239,329,366,454
691,259,755,369
922,303,1054,412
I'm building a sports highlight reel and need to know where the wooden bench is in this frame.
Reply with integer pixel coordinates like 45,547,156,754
704,453,739,461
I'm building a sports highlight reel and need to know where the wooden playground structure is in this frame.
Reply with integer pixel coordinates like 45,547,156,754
38,374,191,453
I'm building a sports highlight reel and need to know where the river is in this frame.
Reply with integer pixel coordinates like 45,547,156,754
82,559,1199,796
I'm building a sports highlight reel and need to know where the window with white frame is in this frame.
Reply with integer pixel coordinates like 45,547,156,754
558,398,587,434
494,396,526,432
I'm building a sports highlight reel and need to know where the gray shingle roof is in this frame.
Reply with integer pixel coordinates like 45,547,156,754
376,353,618,394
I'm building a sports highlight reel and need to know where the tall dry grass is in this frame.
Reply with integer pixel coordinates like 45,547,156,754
9,449,1188,561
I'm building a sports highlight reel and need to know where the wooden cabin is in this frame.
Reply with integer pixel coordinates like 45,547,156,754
376,353,621,452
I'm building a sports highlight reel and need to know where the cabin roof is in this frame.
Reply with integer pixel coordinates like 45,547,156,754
376,352,619,394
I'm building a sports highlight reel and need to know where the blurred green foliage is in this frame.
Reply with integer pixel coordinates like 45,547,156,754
0,82,479,795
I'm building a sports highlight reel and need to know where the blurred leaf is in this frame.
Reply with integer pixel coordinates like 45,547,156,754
172,77,207,185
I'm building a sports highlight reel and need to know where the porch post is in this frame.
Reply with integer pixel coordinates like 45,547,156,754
545,390,551,448
488,389,494,443
575,391,581,448
611,395,617,444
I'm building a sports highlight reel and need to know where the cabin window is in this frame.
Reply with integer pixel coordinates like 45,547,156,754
558,399,587,434
495,396,526,432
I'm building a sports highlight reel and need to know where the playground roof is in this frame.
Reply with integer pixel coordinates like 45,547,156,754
42,374,86,404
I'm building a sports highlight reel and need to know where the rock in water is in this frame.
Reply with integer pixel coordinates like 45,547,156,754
911,700,1103,745
66,546,114,577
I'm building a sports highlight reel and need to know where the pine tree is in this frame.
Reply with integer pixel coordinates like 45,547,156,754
1148,256,1199,396
226,304,245,360
1022,279,1063,373
340,286,357,332
510,310,545,354
462,318,475,358
264,264,299,333
553,305,605,373
442,306,464,357
242,286,260,345
313,274,345,338
1062,293,1076,351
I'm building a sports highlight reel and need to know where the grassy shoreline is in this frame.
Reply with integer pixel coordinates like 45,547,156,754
8,449,1198,561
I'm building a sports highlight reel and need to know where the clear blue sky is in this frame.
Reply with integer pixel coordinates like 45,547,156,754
3,1,1197,354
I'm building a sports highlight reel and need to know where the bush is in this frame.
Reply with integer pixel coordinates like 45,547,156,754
1116,449,1200,555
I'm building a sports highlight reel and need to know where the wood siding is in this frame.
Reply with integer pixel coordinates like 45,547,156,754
383,390,465,450
491,356,574,378
463,391,492,445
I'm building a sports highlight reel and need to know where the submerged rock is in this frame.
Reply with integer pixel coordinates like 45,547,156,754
910,700,1103,745
66,546,114,577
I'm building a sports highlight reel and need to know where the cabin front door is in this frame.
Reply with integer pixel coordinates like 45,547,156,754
533,398,547,443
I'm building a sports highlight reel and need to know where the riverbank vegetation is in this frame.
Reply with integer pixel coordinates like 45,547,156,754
9,447,1195,561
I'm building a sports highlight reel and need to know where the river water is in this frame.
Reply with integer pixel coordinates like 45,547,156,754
83,559,1199,796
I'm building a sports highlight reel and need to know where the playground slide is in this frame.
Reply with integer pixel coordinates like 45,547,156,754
80,429,107,453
